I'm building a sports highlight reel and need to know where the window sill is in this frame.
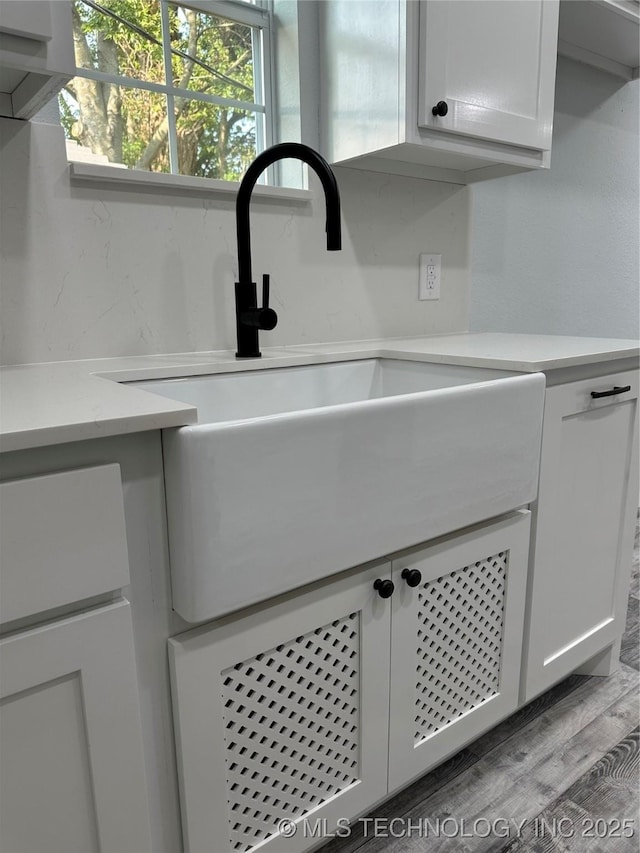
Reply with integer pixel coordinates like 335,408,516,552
68,162,312,203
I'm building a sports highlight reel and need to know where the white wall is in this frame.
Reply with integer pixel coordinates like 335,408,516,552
0,117,471,365
469,57,639,340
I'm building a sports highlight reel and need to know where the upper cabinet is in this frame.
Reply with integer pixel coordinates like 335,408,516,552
558,0,640,80
320,0,560,184
417,1,558,152
0,0,74,119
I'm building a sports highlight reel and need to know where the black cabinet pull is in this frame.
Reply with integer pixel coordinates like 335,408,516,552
401,568,422,587
432,100,448,117
373,578,394,599
590,385,631,399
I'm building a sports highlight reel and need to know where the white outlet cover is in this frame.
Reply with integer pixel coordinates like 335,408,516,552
419,253,441,300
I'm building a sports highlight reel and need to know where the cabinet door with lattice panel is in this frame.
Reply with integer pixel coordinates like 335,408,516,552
169,560,392,853
388,511,530,792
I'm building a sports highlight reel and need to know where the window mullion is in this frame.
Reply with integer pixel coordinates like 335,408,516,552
260,7,276,182
161,2,180,174
250,8,275,184
75,67,264,113
252,25,265,181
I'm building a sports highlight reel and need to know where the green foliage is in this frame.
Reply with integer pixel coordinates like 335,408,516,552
76,0,164,81
60,0,260,179
58,89,79,138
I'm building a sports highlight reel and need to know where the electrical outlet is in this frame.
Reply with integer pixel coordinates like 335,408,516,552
419,253,441,300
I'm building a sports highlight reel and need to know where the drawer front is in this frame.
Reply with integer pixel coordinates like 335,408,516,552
0,464,130,624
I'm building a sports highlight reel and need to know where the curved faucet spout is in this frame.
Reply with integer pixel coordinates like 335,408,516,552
234,143,342,359
236,142,342,286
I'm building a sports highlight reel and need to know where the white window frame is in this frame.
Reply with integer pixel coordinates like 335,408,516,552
67,0,275,180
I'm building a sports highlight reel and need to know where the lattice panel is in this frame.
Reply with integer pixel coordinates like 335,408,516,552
415,551,508,743
221,613,361,852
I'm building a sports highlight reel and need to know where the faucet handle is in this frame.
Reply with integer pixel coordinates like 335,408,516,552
240,274,278,332
259,273,277,329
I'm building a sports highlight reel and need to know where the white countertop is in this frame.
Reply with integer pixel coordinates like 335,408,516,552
284,333,640,372
1,333,638,453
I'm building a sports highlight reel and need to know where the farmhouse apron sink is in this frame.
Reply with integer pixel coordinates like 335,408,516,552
133,359,545,623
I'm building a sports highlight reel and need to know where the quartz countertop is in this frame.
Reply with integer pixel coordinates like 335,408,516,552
1,333,638,453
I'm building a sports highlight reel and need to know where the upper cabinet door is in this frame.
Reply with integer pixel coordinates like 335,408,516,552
418,0,559,150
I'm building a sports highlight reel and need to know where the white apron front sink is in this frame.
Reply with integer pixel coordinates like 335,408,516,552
132,359,545,622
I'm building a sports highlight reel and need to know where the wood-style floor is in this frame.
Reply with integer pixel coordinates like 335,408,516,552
320,522,640,853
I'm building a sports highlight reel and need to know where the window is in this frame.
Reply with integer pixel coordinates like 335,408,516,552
60,0,273,182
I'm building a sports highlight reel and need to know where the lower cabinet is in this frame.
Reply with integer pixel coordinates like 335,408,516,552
169,511,531,852
387,512,530,791
0,600,152,853
169,561,392,853
521,370,639,701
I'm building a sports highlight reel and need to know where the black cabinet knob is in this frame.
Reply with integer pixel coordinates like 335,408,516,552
432,100,448,117
401,568,422,587
373,578,395,599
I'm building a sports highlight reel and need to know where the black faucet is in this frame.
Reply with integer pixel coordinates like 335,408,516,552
235,143,342,358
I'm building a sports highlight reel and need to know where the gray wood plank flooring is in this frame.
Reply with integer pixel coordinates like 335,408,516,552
319,523,640,853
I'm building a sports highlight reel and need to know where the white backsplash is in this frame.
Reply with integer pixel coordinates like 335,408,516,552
470,57,639,340
0,119,471,365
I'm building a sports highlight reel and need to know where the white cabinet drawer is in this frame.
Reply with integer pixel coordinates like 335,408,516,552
0,464,130,624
